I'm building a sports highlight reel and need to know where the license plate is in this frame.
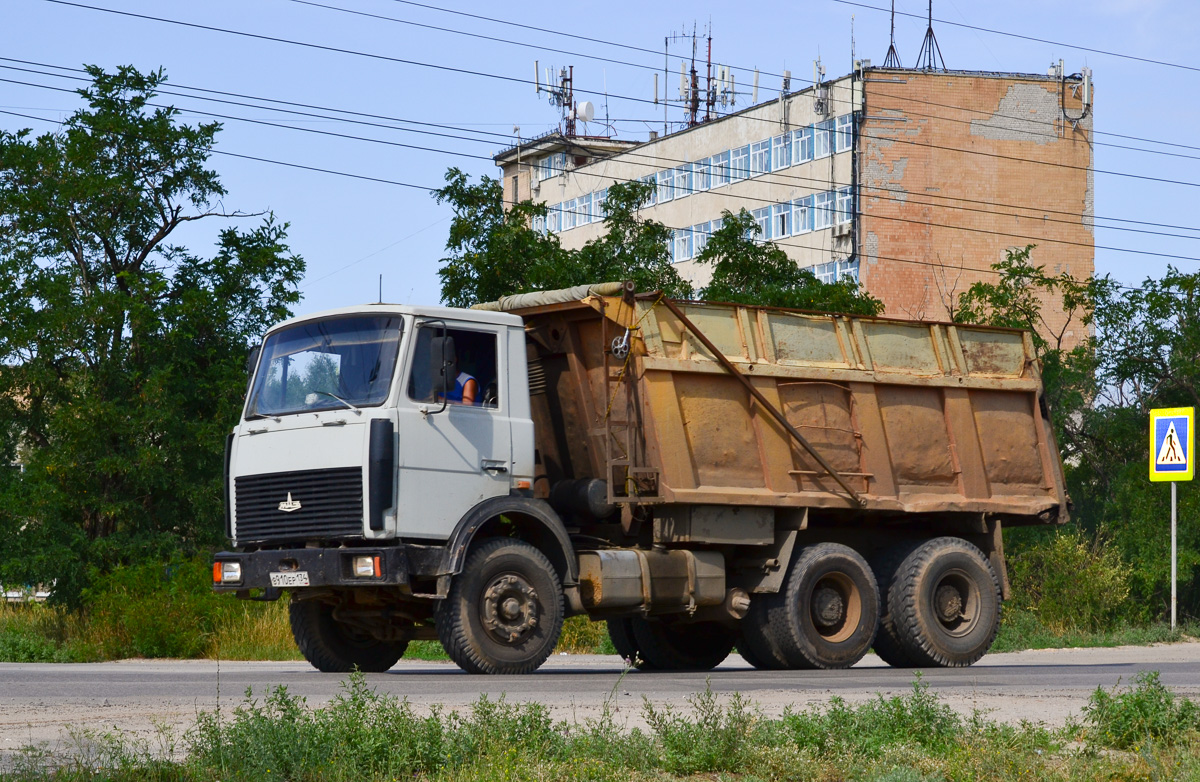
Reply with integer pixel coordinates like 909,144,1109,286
270,571,310,588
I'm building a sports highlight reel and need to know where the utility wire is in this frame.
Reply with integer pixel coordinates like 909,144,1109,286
0,106,1155,294
373,0,1198,155
7,64,1198,251
4,91,1196,266
42,0,1200,193
829,0,1200,74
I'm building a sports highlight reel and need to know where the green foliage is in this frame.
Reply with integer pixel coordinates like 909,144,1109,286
697,208,883,315
434,171,690,307
642,685,759,774
782,676,961,759
957,247,1200,623
1083,670,1200,749
0,65,303,604
1006,530,1133,632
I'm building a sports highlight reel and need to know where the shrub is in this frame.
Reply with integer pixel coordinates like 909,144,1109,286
1006,529,1133,632
1083,670,1200,750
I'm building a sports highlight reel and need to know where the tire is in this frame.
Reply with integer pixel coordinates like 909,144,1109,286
607,617,652,669
628,616,736,671
771,543,880,669
871,541,922,668
737,596,791,670
289,599,407,673
889,537,1001,668
437,538,565,675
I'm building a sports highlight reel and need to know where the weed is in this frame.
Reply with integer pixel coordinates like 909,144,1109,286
642,681,760,774
1082,670,1200,750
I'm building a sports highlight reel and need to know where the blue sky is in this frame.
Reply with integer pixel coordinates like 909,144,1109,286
3,0,1198,318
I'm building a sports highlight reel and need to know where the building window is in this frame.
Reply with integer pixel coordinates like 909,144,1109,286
562,199,576,230
693,221,711,255
595,188,608,221
582,192,596,224
814,191,834,229
793,196,813,234
812,258,859,284
674,163,693,197
547,203,560,233
814,119,834,159
657,169,674,203
533,214,546,234
536,157,550,181
511,175,519,204
836,186,854,224
772,134,791,171
731,145,750,181
835,114,854,153
792,126,813,164
773,203,792,238
673,227,693,262
752,206,772,240
750,140,772,177
640,175,657,206
711,150,731,187
694,158,711,191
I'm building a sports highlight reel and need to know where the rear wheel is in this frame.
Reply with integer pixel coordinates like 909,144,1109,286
289,599,407,673
871,541,921,668
606,617,647,668
737,596,791,670
437,538,564,675
889,537,1001,667
628,616,736,671
771,543,879,669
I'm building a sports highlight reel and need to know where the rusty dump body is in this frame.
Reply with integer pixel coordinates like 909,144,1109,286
512,286,1069,546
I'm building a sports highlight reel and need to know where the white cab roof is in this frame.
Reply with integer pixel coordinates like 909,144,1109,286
265,302,524,335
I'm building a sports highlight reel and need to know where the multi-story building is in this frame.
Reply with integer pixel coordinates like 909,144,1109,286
495,63,1094,337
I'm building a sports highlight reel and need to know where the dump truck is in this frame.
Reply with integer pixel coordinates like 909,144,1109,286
214,282,1069,674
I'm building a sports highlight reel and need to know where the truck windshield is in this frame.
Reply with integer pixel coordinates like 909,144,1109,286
246,316,403,418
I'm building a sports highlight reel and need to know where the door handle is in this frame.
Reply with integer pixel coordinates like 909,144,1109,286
481,460,509,473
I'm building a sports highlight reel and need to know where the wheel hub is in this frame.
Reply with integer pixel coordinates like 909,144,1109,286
481,574,539,643
935,584,964,622
812,586,846,628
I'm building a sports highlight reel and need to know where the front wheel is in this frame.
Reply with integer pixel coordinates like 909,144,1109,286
628,616,736,671
289,599,407,673
437,538,565,675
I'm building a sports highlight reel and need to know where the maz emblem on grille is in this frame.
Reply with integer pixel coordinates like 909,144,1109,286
278,492,302,513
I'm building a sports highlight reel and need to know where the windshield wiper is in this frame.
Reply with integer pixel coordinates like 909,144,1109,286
309,391,362,415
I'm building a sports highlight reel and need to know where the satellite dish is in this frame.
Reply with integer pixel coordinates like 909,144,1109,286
575,101,595,122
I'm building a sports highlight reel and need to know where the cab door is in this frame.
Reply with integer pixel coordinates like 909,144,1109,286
394,320,511,540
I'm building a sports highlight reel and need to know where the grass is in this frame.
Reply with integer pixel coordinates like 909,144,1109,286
3,671,1199,781
991,607,1199,653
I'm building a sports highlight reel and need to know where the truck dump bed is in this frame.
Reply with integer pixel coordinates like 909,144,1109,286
500,285,1068,526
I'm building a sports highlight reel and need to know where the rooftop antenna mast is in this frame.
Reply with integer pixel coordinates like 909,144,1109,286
882,0,903,68
535,62,578,136
914,0,946,71
657,25,709,132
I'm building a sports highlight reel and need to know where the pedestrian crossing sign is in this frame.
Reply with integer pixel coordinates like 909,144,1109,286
1150,407,1194,482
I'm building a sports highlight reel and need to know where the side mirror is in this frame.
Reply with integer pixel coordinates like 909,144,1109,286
429,335,457,411
246,345,262,376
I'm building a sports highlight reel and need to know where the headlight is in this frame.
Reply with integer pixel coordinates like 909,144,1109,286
214,561,242,584
352,555,380,578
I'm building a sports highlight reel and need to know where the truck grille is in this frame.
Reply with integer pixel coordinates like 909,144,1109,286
234,467,364,543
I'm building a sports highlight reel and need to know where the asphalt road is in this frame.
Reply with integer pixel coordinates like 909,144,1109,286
2,641,1199,753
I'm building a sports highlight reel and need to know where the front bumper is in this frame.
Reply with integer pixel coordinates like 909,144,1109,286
213,546,409,594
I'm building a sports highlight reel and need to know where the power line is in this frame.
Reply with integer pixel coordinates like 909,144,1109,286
0,107,1152,295
829,0,1200,74
8,57,1197,241
40,0,1200,191
8,69,1200,263
372,0,1199,156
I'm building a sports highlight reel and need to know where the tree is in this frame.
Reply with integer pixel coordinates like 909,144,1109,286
0,65,303,603
434,172,690,306
695,209,882,315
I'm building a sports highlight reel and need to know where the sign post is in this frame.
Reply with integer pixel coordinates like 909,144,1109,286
1149,407,1194,630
